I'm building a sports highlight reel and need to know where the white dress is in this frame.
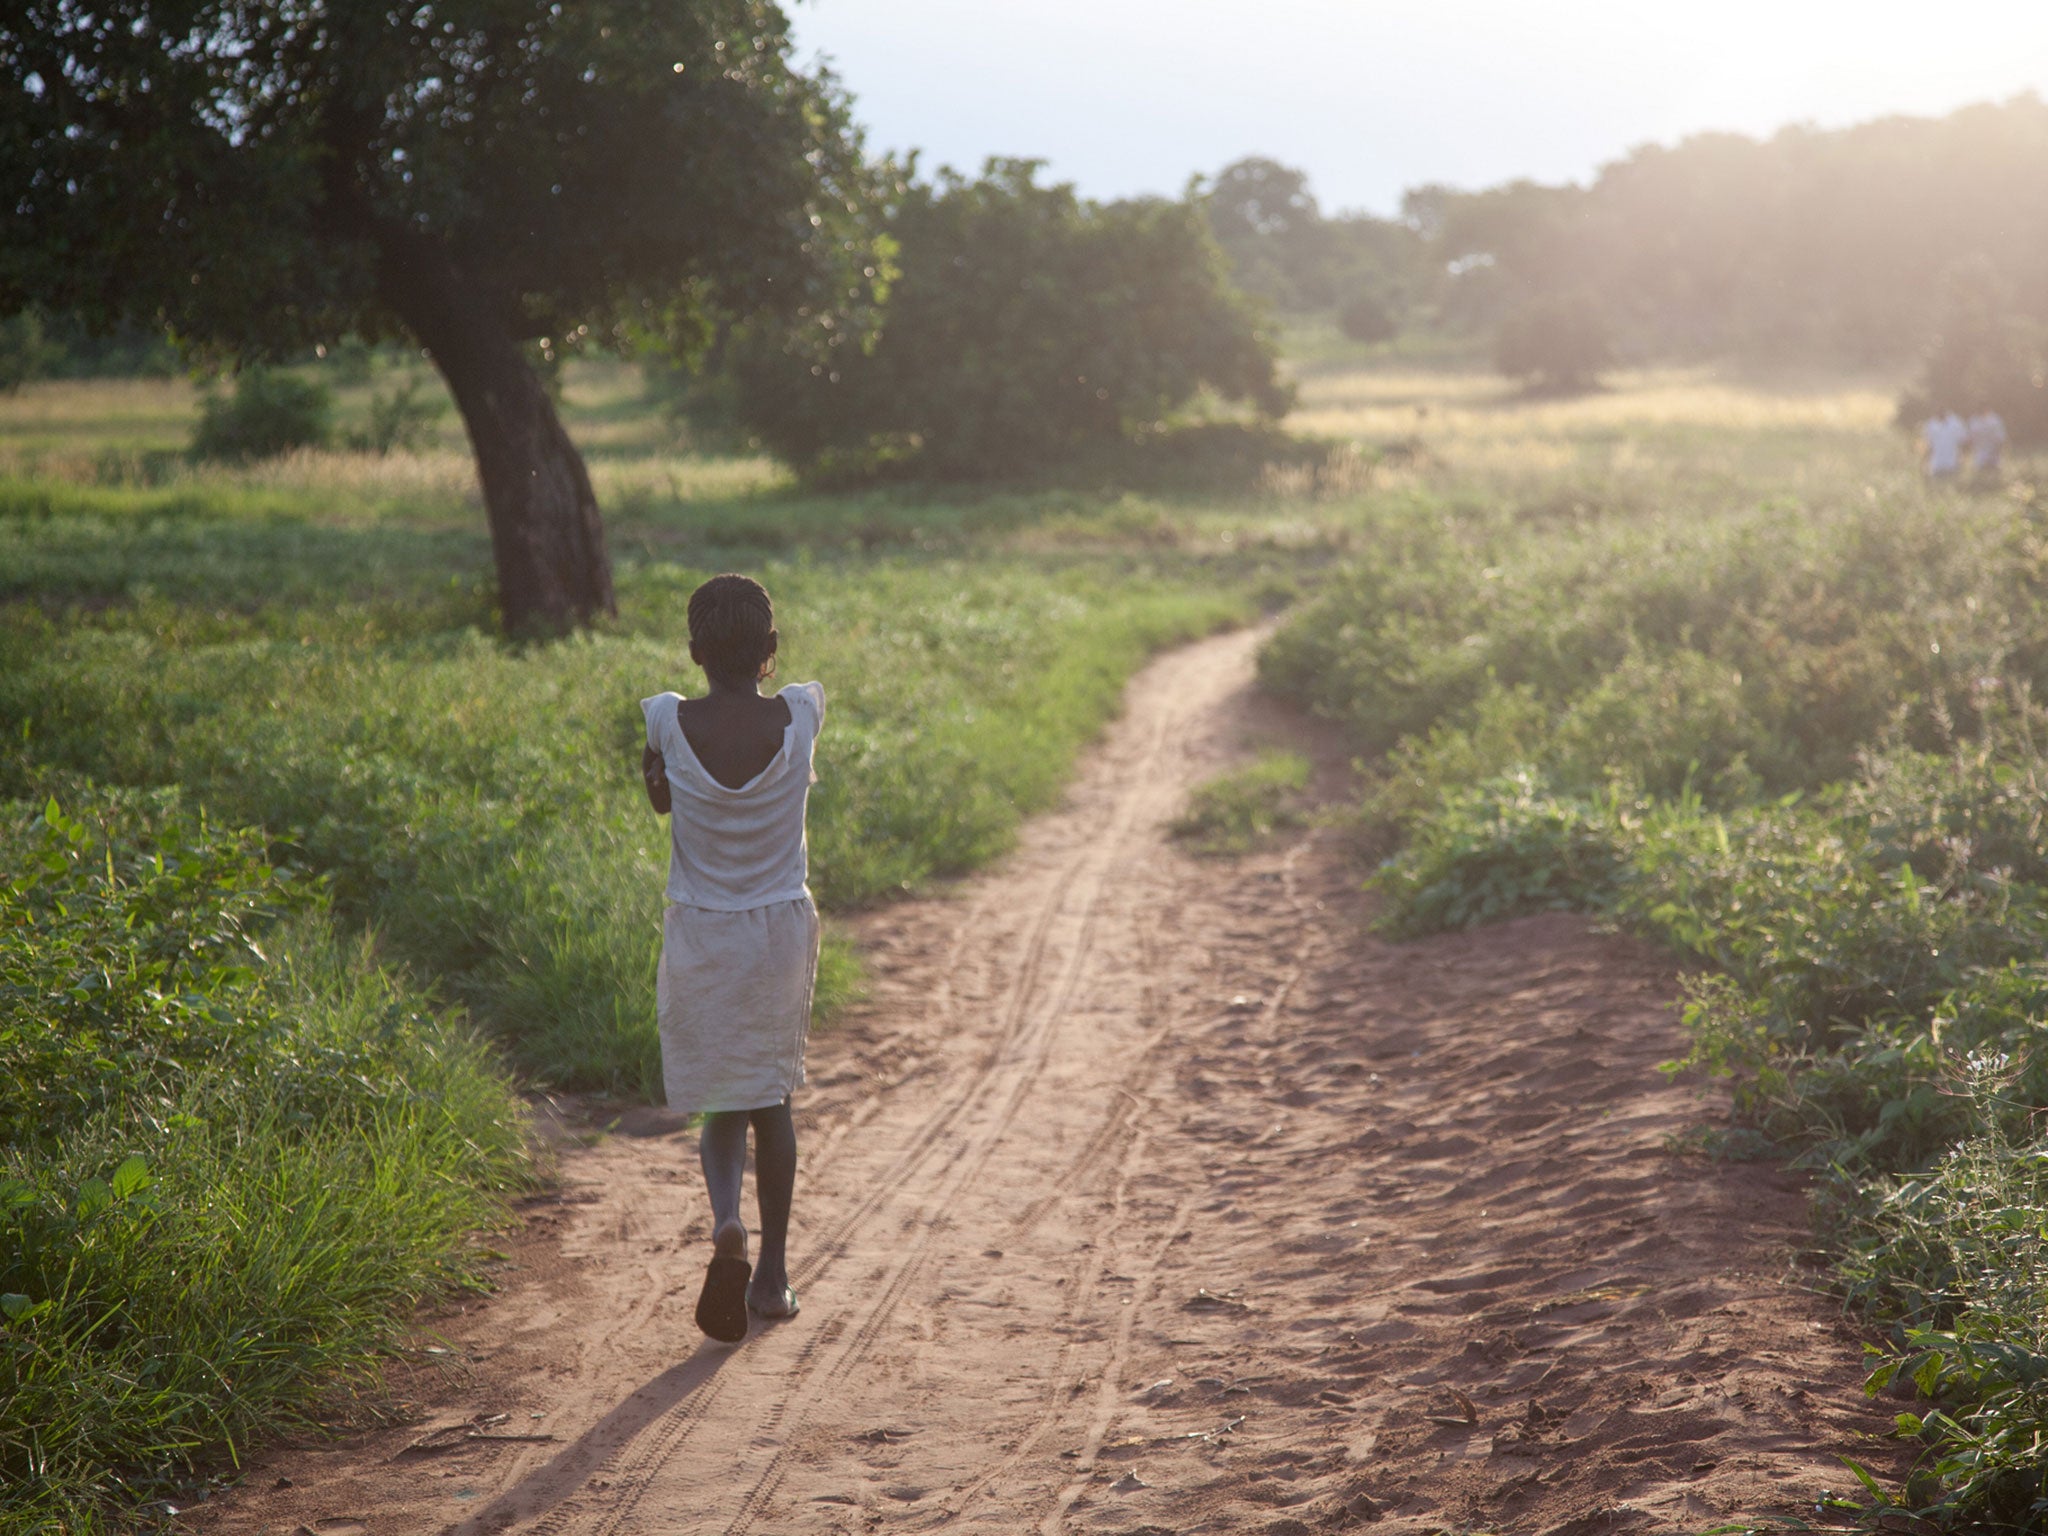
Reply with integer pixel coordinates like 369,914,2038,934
641,682,825,1113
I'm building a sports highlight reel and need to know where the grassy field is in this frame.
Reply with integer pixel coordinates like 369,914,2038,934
5,350,2032,1527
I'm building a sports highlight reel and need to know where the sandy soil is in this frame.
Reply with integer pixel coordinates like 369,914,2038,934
188,628,1903,1536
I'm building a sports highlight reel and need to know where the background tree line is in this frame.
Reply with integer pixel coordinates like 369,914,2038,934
1204,95,2048,421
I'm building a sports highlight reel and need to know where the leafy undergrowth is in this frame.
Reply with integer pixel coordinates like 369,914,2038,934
1267,483,2048,1527
1,792,524,1533
1169,750,1311,856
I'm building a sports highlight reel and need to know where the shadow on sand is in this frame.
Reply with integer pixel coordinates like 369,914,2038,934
443,1341,734,1536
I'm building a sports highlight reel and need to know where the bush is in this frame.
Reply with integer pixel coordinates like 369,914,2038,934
2,796,313,1147
1854,1112,2048,1530
344,374,444,455
1370,771,1627,937
723,160,1292,480
329,335,376,387
1495,292,1612,391
0,792,524,1530
189,368,332,462
1336,292,1397,345
0,313,54,393
0,309,179,388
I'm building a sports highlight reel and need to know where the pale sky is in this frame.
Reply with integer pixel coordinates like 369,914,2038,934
787,0,2048,216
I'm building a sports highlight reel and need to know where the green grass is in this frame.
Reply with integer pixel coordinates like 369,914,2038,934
1168,751,1311,856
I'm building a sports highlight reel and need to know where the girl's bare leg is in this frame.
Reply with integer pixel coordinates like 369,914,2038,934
699,1110,751,1258
746,1099,797,1312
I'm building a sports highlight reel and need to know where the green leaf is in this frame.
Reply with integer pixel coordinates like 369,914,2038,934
1838,1455,1893,1506
110,1155,151,1200
1912,1351,1945,1398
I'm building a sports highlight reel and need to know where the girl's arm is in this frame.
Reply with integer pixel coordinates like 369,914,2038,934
641,745,672,814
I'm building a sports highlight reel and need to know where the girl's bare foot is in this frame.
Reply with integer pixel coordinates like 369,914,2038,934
712,1217,748,1263
695,1220,752,1342
747,1280,800,1319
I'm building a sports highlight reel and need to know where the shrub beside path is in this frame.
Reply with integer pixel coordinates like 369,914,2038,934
190,628,1900,1536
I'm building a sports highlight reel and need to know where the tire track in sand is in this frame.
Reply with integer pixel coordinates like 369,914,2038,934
499,824,1097,1536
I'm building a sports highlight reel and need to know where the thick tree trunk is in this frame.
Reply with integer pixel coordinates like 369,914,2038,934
376,241,614,636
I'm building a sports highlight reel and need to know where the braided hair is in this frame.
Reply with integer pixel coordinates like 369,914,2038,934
687,573,777,686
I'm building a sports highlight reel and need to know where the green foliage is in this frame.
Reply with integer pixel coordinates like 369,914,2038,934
1200,157,1430,326
1213,98,2048,369
0,539,1243,1098
189,369,333,463
1263,487,2038,797
0,313,52,393
2,795,314,1147
727,160,1290,479
1369,771,1626,937
1169,751,1310,856
1849,1105,2048,1531
0,791,524,1532
0,2,887,370
0,309,180,385
329,336,378,388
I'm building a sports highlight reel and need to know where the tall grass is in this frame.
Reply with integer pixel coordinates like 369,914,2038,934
1,792,525,1533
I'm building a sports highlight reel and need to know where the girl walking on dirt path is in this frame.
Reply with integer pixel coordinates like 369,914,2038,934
640,574,824,1344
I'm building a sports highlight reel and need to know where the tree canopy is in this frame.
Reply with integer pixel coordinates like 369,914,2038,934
720,160,1290,479
1201,156,1425,320
1,0,888,632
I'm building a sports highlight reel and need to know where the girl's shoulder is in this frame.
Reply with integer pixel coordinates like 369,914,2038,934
640,690,684,742
780,680,825,730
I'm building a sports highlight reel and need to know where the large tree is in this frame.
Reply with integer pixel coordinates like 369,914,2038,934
0,1,886,633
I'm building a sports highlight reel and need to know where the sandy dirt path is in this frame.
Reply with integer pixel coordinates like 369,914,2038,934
194,627,1902,1536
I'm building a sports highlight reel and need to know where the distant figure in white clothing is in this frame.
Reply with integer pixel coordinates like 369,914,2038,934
1922,409,1968,480
641,573,824,1342
1968,409,2008,478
